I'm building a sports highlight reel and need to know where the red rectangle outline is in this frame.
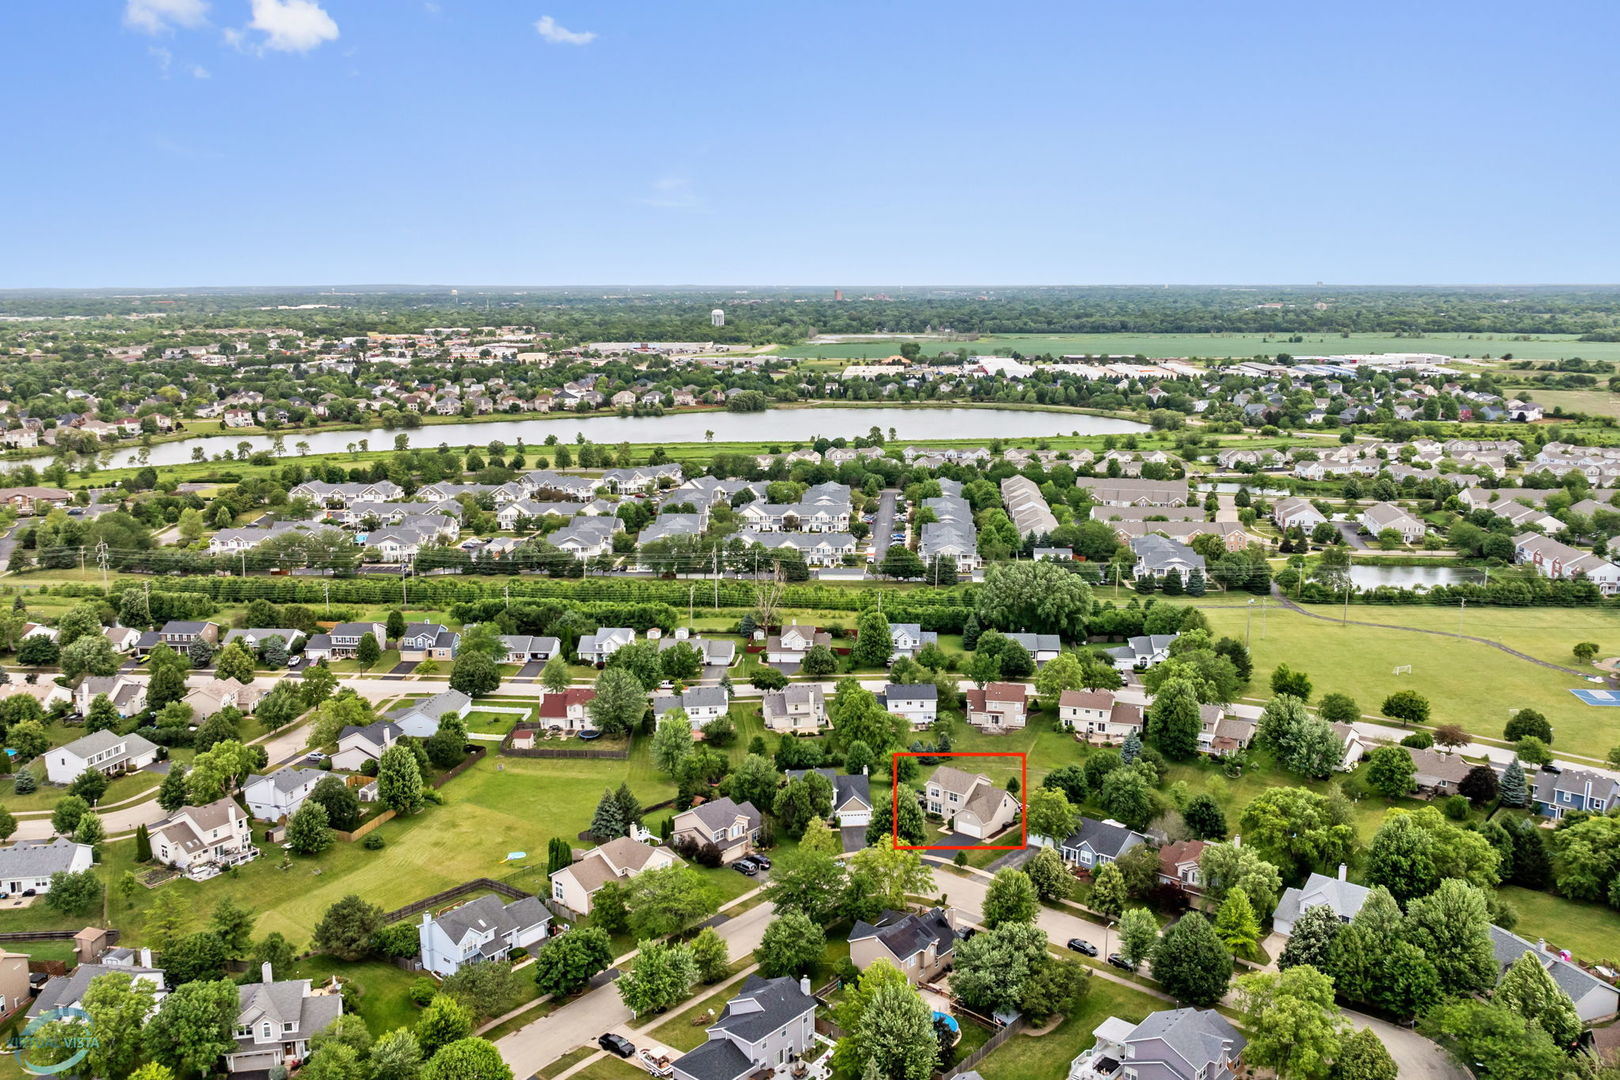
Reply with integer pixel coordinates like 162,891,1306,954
891,751,1027,851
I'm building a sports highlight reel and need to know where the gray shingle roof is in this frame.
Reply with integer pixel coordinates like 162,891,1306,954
430,894,548,944
1062,817,1148,859
58,728,158,762
0,838,89,880
708,974,815,1042
673,1037,755,1080
1127,1007,1245,1077
849,907,956,962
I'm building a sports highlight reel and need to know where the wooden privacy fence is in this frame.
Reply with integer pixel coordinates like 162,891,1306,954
382,877,531,924
935,1016,1026,1080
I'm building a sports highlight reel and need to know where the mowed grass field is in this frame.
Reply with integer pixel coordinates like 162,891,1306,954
1514,387,1620,419
1185,601,1620,753
774,332,1620,363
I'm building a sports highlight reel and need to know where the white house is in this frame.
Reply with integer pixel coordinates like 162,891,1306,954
924,766,1020,840
765,622,829,664
653,686,730,725
0,838,94,896
151,798,258,881
877,683,938,728
383,689,472,738
1358,501,1426,544
887,623,938,662
45,729,159,785
242,768,326,824
417,894,550,977
577,627,635,664
331,721,403,772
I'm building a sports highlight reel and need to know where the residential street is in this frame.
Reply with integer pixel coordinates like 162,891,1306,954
495,898,776,1075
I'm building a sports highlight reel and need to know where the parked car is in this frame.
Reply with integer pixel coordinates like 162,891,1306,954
598,1034,635,1058
1066,938,1098,956
305,751,327,763
1107,953,1135,972
731,857,759,876
748,853,772,870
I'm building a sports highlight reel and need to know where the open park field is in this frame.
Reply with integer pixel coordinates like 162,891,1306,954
1183,600,1620,753
773,331,1620,363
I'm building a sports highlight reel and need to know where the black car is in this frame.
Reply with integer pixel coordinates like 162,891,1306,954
748,853,772,871
1066,938,1098,957
731,857,759,876
1106,953,1135,972
598,1034,635,1058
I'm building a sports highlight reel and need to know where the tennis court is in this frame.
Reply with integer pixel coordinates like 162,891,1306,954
1568,688,1620,706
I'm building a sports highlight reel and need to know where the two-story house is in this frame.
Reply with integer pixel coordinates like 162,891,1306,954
323,622,387,660
45,729,159,784
784,768,872,830
1156,840,1208,897
1273,865,1369,937
1068,1007,1245,1080
225,965,344,1075
924,766,1020,840
577,627,635,665
764,622,830,665
539,688,597,731
330,720,404,772
1060,690,1143,743
672,797,761,864
1531,767,1620,820
242,767,326,823
964,682,1028,732
849,907,959,984
158,620,221,648
877,683,938,728
28,953,166,1021
761,685,826,734
417,893,551,977
653,686,730,726
1106,633,1179,672
151,797,258,880
549,836,684,916
670,975,818,1080
73,675,147,718
886,623,938,662
398,623,461,663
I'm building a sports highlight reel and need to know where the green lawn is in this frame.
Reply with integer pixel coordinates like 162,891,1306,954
103,745,678,944
536,1046,599,1079
1497,885,1620,967
647,980,742,1052
571,1056,648,1080
974,976,1165,1080
1185,601,1620,751
464,709,531,735
290,955,425,1034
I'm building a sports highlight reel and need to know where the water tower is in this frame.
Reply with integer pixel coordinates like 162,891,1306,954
710,308,725,328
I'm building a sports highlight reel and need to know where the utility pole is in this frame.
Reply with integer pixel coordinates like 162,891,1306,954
1459,597,1466,634
94,540,109,593
240,550,247,578
1246,598,1255,647
1342,551,1352,625
323,582,331,615
713,550,719,609
78,546,85,575
689,584,695,626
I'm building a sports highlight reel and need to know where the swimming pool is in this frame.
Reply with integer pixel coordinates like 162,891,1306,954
932,1012,959,1034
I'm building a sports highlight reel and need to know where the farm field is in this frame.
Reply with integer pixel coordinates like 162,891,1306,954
1186,601,1620,752
773,332,1620,363
1515,387,1620,419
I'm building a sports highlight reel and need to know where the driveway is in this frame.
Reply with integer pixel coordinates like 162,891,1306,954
1329,519,1369,549
387,661,418,675
870,489,900,555
496,898,776,1075
516,661,544,679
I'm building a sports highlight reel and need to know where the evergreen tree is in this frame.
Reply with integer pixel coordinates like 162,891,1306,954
590,788,628,840
1498,758,1528,807
133,822,152,862
1120,729,1142,764
961,613,981,651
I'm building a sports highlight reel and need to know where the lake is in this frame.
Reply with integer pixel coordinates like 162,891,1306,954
1347,564,1488,590
28,407,1148,470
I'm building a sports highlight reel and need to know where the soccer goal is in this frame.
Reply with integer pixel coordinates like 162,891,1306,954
1392,665,1412,675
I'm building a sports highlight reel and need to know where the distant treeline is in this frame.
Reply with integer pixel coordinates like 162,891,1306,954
6,285,1620,342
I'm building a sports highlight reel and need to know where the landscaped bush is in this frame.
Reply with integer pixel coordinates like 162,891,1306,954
1443,795,1470,820
1401,731,1434,749
362,833,386,850
409,977,439,1007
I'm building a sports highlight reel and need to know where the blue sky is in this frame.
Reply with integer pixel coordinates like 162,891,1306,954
2,0,1617,287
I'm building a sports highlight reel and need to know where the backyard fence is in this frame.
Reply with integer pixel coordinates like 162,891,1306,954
500,722,629,759
936,1016,1027,1080
381,877,532,924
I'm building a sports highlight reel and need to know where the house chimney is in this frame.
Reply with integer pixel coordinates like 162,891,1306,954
1337,863,1347,882
262,961,274,983
799,976,811,997
140,947,153,968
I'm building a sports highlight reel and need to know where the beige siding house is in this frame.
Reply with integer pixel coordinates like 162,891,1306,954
549,837,683,915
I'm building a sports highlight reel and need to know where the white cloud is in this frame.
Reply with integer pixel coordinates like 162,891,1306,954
241,0,340,53
534,15,595,45
638,175,706,213
148,45,174,74
191,64,211,78
125,0,209,34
